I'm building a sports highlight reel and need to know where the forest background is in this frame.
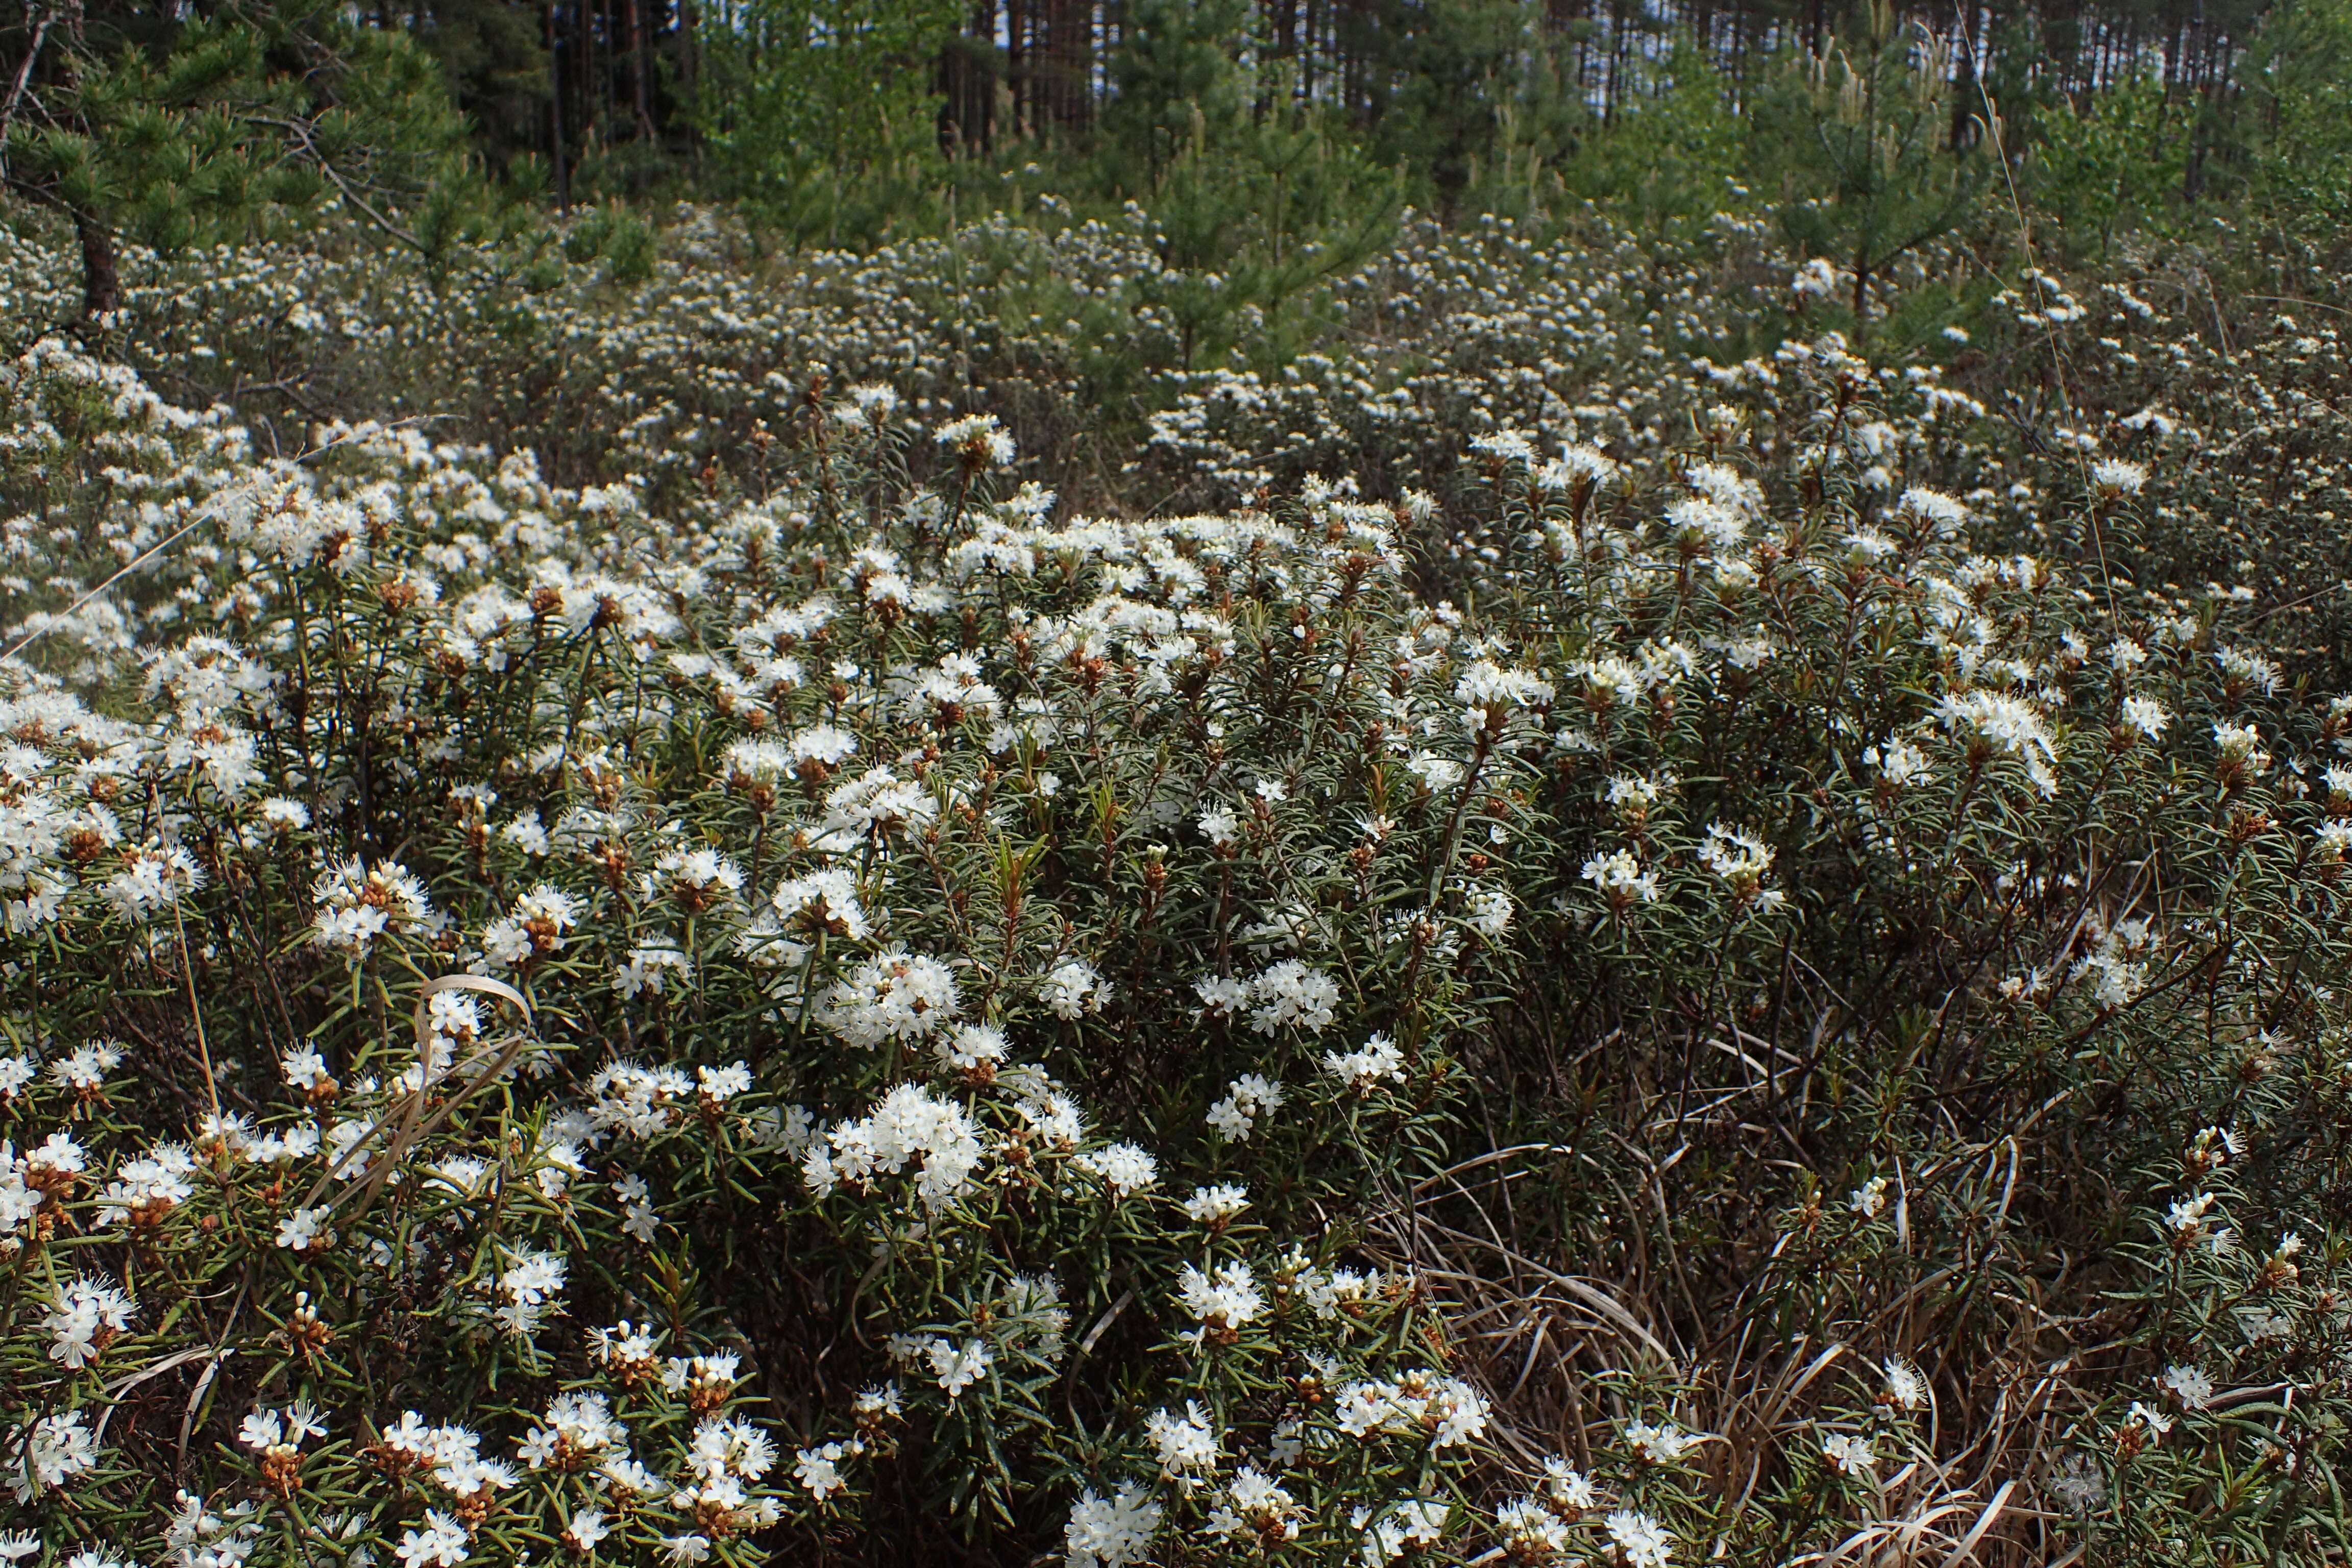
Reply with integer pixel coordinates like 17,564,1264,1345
8,0,2352,360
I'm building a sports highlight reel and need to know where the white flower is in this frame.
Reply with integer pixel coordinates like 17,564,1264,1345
311,857,432,953
1041,958,1111,1019
1207,1073,1285,1139
1177,1261,1265,1340
794,1440,856,1500
1323,1031,1406,1091
804,1083,986,1212
2090,458,2147,497
936,412,1016,468
1206,1465,1300,1541
1582,847,1659,906
1821,1431,1876,1478
2213,721,2271,776
1623,1420,1698,1464
1850,1177,1888,1217
1242,960,1338,1035
615,944,693,997
1881,1357,1927,1411
276,1207,333,1252
45,1276,134,1370
650,847,745,912
10,1410,99,1500
239,1401,326,1453
481,882,579,969
1938,691,2059,794
697,1063,752,1107
1064,1483,1161,1567
936,1022,1010,1076
1360,1499,1449,1564
560,1505,610,1553
445,1454,521,1497
1407,750,1465,792
500,810,552,855
516,1391,628,1472
1017,1087,1086,1150
496,1247,569,1336
1071,1142,1158,1199
1608,775,1665,812
1332,1373,1487,1448
1539,1457,1597,1514
1604,1509,1673,1568
821,765,937,840
1182,1184,1250,1225
927,1336,993,1398
1698,823,1780,909
1865,738,1933,787
281,1046,333,1093
681,1413,778,1483
848,382,901,421
2120,696,2169,738
768,868,870,942
48,1041,120,1094
1896,487,1968,530
820,949,961,1049
393,1511,471,1568
1194,974,1252,1017
2165,1191,2217,1241
1469,428,1538,463
1497,1498,1571,1559
2161,1364,2214,1410
1144,1402,1218,1489
2216,645,2280,695
102,841,205,922
1454,659,1554,721
1463,884,1514,936
1538,443,1619,497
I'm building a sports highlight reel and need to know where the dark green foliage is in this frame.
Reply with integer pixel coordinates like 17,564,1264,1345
1,0,469,321
1748,3,1988,328
385,0,554,175
689,0,963,244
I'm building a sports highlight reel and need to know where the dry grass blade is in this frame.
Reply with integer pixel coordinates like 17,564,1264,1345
298,973,533,1224
1934,1479,2017,1568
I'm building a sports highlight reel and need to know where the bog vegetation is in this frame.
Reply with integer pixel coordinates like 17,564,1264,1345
3,2,2352,1567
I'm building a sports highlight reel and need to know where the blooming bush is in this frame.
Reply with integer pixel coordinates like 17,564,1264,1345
0,205,2349,1568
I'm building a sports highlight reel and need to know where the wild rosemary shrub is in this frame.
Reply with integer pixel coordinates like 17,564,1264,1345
0,220,2347,1568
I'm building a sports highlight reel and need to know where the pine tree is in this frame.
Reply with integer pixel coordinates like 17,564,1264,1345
384,0,552,178
1753,0,1988,332
1,0,468,323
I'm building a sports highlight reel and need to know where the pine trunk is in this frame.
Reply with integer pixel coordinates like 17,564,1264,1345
75,208,117,321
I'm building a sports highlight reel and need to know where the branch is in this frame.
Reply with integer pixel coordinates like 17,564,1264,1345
238,109,423,252
0,9,51,143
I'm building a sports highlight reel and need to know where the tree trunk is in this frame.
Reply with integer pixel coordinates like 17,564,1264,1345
75,207,117,321
547,0,572,212
1006,0,1027,139
1042,0,1089,133
678,0,699,149
939,3,998,156
626,0,653,142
